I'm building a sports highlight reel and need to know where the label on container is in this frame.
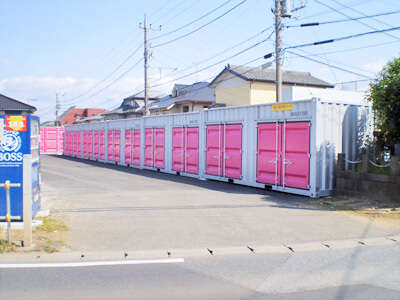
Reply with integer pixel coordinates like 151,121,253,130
5,116,28,131
272,103,293,111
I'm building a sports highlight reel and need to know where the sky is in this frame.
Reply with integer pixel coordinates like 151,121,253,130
1,0,399,123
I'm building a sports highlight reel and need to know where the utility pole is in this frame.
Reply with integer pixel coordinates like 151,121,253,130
275,0,283,103
54,92,65,126
272,0,306,102
140,14,161,116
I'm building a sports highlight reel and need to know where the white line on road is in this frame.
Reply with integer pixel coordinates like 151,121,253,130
0,258,184,269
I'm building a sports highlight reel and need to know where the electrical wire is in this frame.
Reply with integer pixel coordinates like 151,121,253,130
153,0,248,48
287,51,373,78
150,0,234,41
314,0,400,41
67,57,144,106
61,43,143,104
286,9,400,27
284,26,400,51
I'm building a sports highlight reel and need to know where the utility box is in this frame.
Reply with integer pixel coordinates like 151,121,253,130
0,115,41,220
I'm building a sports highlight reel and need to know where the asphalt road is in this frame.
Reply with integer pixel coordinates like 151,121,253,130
1,245,399,299
39,155,399,254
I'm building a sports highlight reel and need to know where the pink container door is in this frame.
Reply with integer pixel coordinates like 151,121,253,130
87,131,93,158
257,123,281,185
172,128,184,172
125,130,132,164
224,124,242,179
40,128,44,153
186,127,199,174
77,132,82,156
283,122,310,189
154,128,165,169
83,131,88,158
68,132,72,155
114,130,121,163
107,130,114,161
100,131,105,160
132,130,141,166
58,128,65,154
73,132,78,156
144,129,154,167
206,125,223,176
94,131,99,159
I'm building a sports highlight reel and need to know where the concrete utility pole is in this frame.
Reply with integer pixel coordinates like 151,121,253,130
54,92,65,126
275,0,283,103
140,14,161,116
273,0,306,102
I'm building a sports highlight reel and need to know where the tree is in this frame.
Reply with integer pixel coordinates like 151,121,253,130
367,57,400,146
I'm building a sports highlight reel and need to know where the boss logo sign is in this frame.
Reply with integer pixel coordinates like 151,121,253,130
0,131,23,162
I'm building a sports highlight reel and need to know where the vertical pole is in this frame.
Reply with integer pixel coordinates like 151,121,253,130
275,0,282,102
55,92,60,126
144,13,149,117
23,155,32,247
5,181,11,245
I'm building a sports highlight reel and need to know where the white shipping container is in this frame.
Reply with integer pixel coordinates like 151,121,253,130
64,98,371,198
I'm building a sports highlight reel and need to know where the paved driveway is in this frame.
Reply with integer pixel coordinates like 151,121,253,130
40,155,399,253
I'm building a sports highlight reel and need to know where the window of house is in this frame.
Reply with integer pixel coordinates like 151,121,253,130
163,110,167,115
156,111,160,115
183,105,189,113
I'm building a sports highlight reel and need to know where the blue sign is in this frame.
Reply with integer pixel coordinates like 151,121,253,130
0,115,41,220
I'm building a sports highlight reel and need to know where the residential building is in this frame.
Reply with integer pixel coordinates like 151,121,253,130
209,65,334,106
0,94,37,115
103,91,164,120
138,82,215,115
58,107,107,125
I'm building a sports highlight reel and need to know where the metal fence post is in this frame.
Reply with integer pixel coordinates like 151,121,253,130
0,181,21,245
23,154,33,247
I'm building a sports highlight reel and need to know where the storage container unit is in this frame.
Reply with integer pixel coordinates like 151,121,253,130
63,99,371,198
40,127,65,155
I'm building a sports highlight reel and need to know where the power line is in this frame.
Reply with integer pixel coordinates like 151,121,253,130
330,0,399,29
61,43,143,104
149,35,273,89
286,9,400,27
287,51,373,78
314,0,400,41
153,0,248,48
150,0,234,41
67,58,144,106
284,26,400,51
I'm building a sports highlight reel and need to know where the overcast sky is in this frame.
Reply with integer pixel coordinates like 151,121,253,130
1,0,399,122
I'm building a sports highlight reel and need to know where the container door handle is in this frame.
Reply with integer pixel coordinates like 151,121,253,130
225,156,230,159
185,154,190,157
214,155,220,158
269,160,277,164
284,160,292,165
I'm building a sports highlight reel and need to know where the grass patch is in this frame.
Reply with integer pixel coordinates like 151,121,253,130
34,217,70,233
0,239,17,254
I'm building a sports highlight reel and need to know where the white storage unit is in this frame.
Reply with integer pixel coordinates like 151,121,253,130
64,99,371,198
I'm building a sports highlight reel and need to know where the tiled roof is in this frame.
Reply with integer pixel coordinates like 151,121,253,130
210,65,334,88
0,94,36,112
138,82,215,111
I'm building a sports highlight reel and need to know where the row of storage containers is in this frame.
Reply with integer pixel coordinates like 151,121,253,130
64,99,372,198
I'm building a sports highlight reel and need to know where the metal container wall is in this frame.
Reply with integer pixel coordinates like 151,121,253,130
63,99,371,198
40,127,65,155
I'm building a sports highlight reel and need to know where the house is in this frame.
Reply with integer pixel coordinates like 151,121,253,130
58,107,107,125
209,65,334,106
138,82,215,115
0,94,37,115
103,91,164,120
